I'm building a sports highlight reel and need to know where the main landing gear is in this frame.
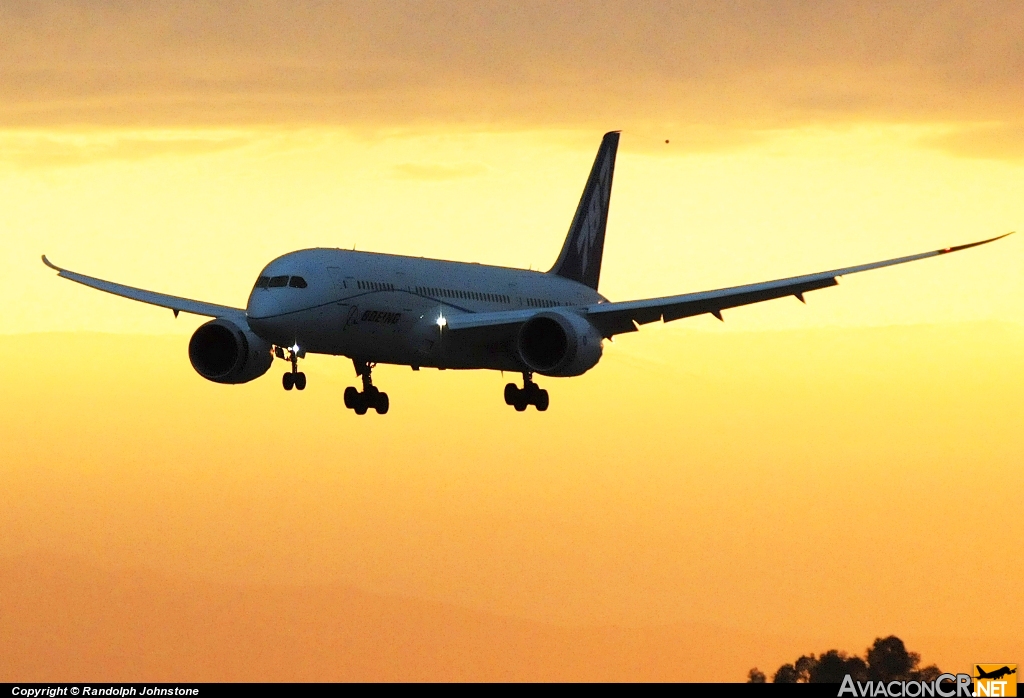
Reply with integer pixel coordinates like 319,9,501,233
278,345,307,391
504,373,549,412
344,360,389,415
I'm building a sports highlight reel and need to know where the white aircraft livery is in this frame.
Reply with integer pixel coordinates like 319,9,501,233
44,131,1010,415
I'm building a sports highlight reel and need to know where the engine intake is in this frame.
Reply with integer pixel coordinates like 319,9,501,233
188,318,273,384
516,310,603,377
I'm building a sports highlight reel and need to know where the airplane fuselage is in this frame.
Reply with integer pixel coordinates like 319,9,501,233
246,248,606,372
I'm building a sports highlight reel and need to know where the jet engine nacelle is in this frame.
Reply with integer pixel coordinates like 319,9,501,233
188,318,273,384
515,310,603,377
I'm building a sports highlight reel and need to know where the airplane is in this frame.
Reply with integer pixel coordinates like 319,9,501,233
43,131,1011,415
975,666,1016,681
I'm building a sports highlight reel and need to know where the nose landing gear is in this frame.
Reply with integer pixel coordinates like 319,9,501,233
345,360,389,415
277,345,307,391
504,373,549,412
282,371,306,391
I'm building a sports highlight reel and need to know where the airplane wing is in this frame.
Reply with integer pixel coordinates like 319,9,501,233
42,255,248,323
584,234,1010,337
446,234,1011,339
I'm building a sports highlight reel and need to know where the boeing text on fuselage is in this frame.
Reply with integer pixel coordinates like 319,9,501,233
43,131,1011,415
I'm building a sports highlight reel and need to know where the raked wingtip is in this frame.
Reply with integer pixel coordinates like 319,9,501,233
938,232,1014,255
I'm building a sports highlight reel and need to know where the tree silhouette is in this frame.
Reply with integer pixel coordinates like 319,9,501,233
749,636,942,683
772,663,800,683
795,654,817,681
867,636,918,681
810,650,868,683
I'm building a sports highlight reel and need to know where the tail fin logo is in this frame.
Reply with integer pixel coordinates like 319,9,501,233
575,153,614,278
548,131,620,290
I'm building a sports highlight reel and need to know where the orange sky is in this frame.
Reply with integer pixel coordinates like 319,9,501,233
1,0,1022,682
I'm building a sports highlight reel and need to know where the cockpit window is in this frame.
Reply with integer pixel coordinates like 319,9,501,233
268,275,289,288
288,276,308,288
254,276,270,289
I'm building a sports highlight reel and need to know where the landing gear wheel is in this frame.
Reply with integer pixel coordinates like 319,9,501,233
506,372,548,412
504,383,518,406
503,382,520,405
534,389,549,412
278,345,306,391
353,394,369,415
347,360,389,415
344,386,358,408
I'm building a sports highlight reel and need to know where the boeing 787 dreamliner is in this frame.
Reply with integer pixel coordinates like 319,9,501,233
44,132,1010,414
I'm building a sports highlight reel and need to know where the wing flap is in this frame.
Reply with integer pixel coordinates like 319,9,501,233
660,276,840,323
42,255,247,322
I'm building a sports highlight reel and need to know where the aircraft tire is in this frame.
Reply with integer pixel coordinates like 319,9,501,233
353,396,369,415
344,386,358,408
375,392,390,415
282,373,294,390
534,389,549,412
514,399,528,412
295,372,307,391
504,383,518,405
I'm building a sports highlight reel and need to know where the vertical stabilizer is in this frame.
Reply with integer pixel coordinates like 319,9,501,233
548,131,620,290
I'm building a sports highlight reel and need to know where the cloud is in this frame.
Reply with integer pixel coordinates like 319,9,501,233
0,130,256,168
1,1,1023,139
392,162,486,180
921,122,1024,162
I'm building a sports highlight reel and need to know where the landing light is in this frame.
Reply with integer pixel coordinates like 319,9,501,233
291,343,300,353
436,315,447,328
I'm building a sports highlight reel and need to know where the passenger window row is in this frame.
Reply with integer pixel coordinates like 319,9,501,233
526,298,564,308
358,280,395,291
255,275,307,289
416,286,509,304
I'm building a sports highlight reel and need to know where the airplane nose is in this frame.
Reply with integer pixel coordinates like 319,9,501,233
246,292,282,320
